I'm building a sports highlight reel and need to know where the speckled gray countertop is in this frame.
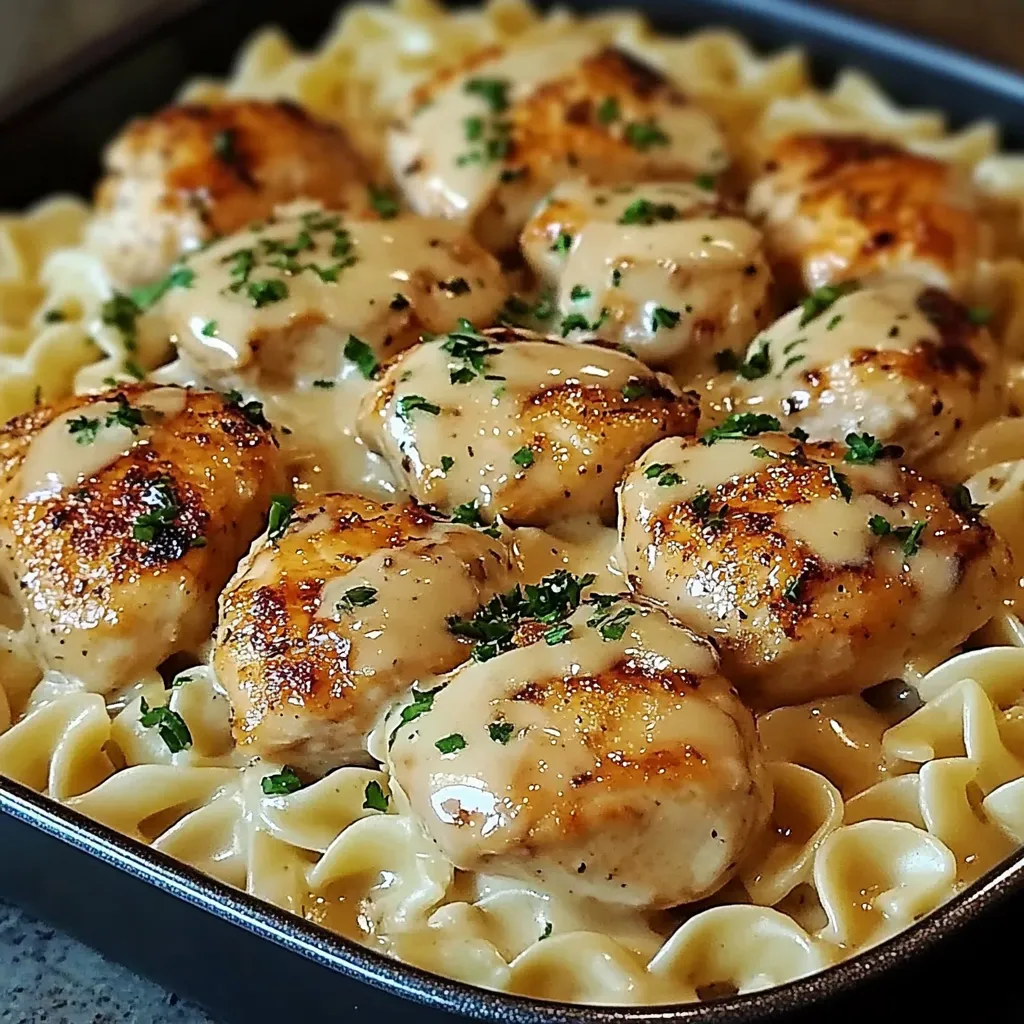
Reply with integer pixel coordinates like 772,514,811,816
0,899,216,1024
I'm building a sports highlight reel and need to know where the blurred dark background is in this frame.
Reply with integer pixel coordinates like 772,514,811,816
0,0,1022,106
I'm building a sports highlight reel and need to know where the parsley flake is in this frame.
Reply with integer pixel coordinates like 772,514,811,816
551,232,574,256
596,605,635,641
397,395,441,420
570,284,591,302
623,120,670,151
827,465,853,502
464,77,510,114
621,380,653,400
345,334,379,379
100,293,142,349
139,698,192,753
336,585,378,615
650,306,681,332
267,494,297,541
895,520,927,557
618,199,679,226
67,415,100,445
129,264,194,311
689,489,712,519
395,686,443,737
544,622,574,645
261,768,302,796
362,780,389,811
224,390,271,429
488,721,515,744
368,185,400,219
700,413,781,445
132,478,182,544
596,96,620,124
782,574,806,603
246,278,288,308
799,281,858,327
738,339,772,380
512,446,535,468
435,733,467,755
950,484,985,517
868,515,891,536
644,462,683,487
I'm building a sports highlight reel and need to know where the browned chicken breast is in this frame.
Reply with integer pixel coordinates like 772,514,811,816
618,426,1010,708
358,325,700,526
747,133,983,298
519,180,773,377
391,590,771,908
389,41,729,252
712,280,1004,467
0,385,284,692
139,204,508,384
214,494,513,774
88,100,372,287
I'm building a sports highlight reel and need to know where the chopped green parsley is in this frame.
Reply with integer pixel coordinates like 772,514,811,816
362,780,389,811
435,733,467,755
345,334,379,379
336,585,378,615
700,413,781,445
139,698,192,753
267,494,297,542
261,768,303,796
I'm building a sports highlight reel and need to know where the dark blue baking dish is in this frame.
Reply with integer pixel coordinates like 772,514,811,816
2,1,1023,1020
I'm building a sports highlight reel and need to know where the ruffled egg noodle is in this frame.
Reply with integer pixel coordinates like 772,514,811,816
4,0,1024,1007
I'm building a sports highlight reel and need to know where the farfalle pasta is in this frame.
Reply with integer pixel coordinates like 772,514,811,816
3,0,1024,1010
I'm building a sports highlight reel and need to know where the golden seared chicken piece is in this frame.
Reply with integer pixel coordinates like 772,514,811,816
390,588,771,909
358,325,699,527
618,427,1010,708
215,494,513,774
88,100,373,287
389,41,729,252
519,180,773,377
713,280,1004,467
140,203,507,385
747,133,983,297
0,385,284,693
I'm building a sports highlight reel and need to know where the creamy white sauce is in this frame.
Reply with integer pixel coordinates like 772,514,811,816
18,387,187,501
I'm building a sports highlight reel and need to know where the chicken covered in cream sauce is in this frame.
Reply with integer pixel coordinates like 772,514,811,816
89,100,373,288
709,279,1004,467
389,42,729,252
519,180,773,375
358,325,698,525
0,384,283,692
618,427,1010,707
390,586,770,907
214,494,512,774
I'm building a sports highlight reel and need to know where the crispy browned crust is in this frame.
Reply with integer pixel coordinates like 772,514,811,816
642,435,1003,646
95,99,371,238
760,132,978,290
216,495,441,732
0,385,284,674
